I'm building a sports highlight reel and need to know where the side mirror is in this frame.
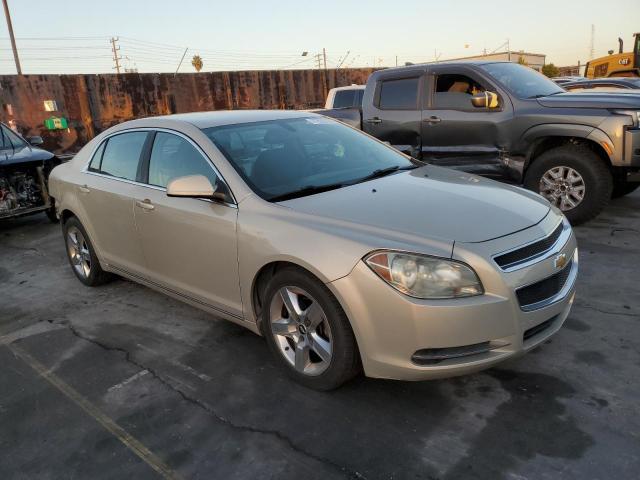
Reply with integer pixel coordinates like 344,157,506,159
471,92,499,109
28,136,44,146
166,174,227,202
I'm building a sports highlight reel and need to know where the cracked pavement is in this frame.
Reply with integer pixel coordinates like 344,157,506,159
1,191,639,479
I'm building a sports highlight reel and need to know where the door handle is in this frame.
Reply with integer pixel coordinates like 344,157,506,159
364,117,382,124
78,185,90,194
135,199,155,211
423,116,441,124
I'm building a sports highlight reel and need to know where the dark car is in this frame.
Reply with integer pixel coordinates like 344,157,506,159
0,122,63,222
320,61,640,224
561,77,640,92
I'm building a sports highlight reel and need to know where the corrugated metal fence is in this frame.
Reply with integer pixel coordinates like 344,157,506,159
0,68,375,154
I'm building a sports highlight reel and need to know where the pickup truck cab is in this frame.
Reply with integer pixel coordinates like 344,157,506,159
321,61,640,224
324,85,365,109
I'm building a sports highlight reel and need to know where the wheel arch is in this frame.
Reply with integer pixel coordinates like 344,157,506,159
525,133,612,171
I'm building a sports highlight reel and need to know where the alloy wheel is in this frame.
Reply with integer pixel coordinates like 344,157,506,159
67,226,91,278
269,286,333,376
539,166,586,211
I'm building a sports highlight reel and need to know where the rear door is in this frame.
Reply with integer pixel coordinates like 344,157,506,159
133,130,242,317
81,131,150,274
362,74,422,157
421,65,514,179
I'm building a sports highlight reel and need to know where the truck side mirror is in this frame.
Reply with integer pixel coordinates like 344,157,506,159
471,92,499,109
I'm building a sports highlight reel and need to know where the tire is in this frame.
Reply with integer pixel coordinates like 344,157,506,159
262,267,361,390
523,145,612,225
62,216,114,286
612,181,640,198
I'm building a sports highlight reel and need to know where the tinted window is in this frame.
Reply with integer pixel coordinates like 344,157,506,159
355,89,364,107
148,132,218,188
0,126,26,149
378,77,419,109
100,132,147,181
88,141,106,171
480,63,564,98
332,90,355,109
433,74,487,109
204,116,415,200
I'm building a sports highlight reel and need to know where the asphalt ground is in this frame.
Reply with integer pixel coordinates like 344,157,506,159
1,191,639,479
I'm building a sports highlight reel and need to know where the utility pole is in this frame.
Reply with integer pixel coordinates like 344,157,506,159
111,37,122,74
322,48,327,70
395,55,398,67
2,0,21,74
589,24,595,60
174,47,188,76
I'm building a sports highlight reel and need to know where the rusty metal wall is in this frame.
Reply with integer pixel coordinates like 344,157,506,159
0,68,375,154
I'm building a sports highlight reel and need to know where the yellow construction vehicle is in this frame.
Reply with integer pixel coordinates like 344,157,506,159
585,33,640,78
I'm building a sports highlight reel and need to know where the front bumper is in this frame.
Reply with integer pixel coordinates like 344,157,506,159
328,213,577,381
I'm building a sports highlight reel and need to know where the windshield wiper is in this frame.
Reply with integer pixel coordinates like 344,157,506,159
269,183,347,202
349,164,417,185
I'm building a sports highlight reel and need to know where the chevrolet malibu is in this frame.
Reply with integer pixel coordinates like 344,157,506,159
49,110,578,390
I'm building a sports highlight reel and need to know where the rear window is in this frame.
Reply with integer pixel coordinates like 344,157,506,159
378,78,419,109
332,90,355,109
99,132,148,181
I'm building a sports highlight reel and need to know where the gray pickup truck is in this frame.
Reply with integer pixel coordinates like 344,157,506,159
320,61,640,224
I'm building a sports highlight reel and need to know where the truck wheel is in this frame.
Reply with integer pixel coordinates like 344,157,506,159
524,145,612,225
262,266,361,390
611,181,639,198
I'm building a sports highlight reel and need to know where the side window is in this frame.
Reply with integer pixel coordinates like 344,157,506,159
88,141,106,172
333,90,355,109
148,132,219,189
99,132,148,181
1,126,26,149
378,77,419,110
355,89,364,107
432,74,487,110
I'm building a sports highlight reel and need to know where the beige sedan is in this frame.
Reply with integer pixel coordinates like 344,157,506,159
49,110,578,390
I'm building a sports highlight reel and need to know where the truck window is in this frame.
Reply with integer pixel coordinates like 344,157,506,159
355,89,364,107
432,74,486,110
378,78,419,110
333,90,356,109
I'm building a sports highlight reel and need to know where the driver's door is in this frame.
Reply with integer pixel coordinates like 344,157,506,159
421,66,514,179
133,130,242,318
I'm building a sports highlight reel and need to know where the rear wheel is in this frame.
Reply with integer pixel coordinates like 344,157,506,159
262,267,360,390
63,216,114,286
612,181,640,198
524,145,612,225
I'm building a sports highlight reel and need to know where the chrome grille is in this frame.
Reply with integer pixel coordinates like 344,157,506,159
494,222,564,270
516,261,573,310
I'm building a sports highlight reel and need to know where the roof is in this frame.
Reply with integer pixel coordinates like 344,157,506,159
370,60,509,77
153,109,314,128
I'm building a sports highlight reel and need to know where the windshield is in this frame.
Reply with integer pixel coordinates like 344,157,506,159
203,117,415,201
480,62,565,99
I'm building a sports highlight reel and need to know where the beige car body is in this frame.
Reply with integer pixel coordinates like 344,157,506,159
49,110,578,381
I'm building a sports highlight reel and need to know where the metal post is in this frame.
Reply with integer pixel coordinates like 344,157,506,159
2,0,21,75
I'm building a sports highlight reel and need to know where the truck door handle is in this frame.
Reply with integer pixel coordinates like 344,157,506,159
78,185,90,194
423,116,441,124
365,117,382,124
135,199,155,211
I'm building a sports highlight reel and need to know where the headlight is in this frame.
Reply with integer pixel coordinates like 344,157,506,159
365,251,483,299
611,110,639,127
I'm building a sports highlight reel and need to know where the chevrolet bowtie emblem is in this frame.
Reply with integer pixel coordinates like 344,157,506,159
554,253,567,269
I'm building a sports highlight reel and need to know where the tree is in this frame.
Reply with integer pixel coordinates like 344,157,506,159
191,55,203,72
541,63,560,78
518,56,528,66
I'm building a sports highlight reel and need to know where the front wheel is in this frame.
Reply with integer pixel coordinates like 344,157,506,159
262,267,361,390
524,145,612,225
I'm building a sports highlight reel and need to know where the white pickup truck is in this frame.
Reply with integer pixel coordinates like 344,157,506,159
324,85,365,109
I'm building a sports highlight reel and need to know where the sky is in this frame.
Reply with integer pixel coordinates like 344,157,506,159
0,0,638,74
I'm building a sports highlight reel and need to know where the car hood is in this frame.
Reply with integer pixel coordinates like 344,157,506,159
537,92,640,109
0,145,55,166
278,165,550,243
